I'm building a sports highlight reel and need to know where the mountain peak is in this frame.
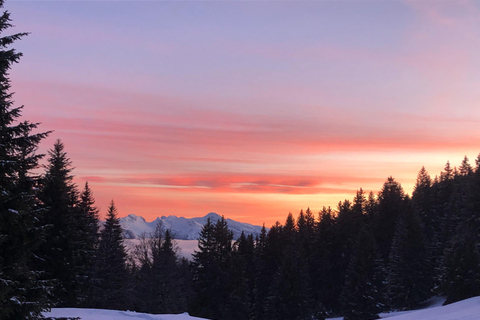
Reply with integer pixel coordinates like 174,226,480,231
119,212,265,240
205,212,221,219
125,213,145,222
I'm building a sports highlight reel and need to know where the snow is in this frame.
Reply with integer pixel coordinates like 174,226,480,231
43,308,209,320
44,296,480,320
377,296,480,320
119,212,265,241
327,296,480,320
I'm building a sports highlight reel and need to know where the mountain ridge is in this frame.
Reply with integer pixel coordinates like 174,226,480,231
118,212,265,240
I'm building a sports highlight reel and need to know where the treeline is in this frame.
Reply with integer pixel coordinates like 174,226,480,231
189,158,480,320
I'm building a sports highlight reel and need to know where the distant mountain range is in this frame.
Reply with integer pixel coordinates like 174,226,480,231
118,212,265,240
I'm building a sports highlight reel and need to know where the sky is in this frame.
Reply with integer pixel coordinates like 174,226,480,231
4,0,480,226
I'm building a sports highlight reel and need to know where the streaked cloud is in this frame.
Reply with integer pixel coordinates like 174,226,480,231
6,0,480,226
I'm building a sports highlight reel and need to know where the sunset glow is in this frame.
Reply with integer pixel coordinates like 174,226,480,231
6,1,480,226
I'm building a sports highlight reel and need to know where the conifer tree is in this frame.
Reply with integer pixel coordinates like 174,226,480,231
0,2,50,317
78,182,99,254
341,226,386,320
311,207,336,314
458,156,473,177
352,188,366,216
228,232,255,320
331,199,364,313
191,216,234,319
441,223,480,305
373,177,406,262
297,208,315,260
412,167,434,240
253,223,278,320
282,212,296,244
147,226,185,314
37,140,86,306
264,246,312,320
386,208,432,310
466,154,480,224
77,182,99,306
91,201,129,310
133,222,164,313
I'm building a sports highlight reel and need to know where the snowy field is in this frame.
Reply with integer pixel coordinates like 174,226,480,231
44,296,480,320
326,296,479,320
377,296,480,320
43,309,208,320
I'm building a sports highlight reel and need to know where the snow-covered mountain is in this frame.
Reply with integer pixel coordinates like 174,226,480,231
119,212,265,240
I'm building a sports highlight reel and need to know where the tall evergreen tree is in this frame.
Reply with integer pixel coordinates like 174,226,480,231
228,231,255,320
466,153,480,225
458,156,473,177
441,223,480,305
412,167,435,241
264,245,312,320
352,188,366,217
37,140,85,306
373,177,406,262
253,223,281,320
91,201,129,310
78,182,99,254
341,226,386,320
191,216,234,320
297,208,316,260
0,2,50,317
386,207,433,310
328,199,364,314
136,224,187,314
77,182,99,307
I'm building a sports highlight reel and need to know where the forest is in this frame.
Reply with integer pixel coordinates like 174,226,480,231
2,1,480,320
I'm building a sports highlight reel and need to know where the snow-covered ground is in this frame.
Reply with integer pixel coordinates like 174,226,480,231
43,296,480,320
378,296,480,320
43,308,209,320
326,296,478,320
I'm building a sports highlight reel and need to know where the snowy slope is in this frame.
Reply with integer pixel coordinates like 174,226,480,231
119,212,265,240
43,308,208,320
378,296,480,320
43,296,480,320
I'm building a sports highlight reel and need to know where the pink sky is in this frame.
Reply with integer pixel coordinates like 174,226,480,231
5,0,480,226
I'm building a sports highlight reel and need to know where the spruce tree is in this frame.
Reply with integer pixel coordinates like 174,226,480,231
373,177,406,262
78,182,99,255
341,226,386,320
91,201,129,310
191,217,234,319
143,225,184,314
37,140,85,306
297,208,315,261
311,207,336,315
78,182,99,307
253,223,279,320
330,199,363,314
264,245,312,320
466,154,480,227
386,208,432,310
458,156,473,177
0,2,50,317
441,223,480,305
228,232,255,320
